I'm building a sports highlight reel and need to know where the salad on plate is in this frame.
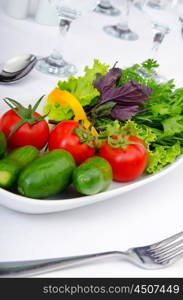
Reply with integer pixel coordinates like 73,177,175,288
0,58,183,200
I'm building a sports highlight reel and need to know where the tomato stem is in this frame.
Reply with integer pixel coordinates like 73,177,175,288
3,96,46,137
74,120,99,149
107,135,138,150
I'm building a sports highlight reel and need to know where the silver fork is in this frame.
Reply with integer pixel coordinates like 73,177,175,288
0,231,183,277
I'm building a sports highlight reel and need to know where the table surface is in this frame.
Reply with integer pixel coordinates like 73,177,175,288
0,4,183,278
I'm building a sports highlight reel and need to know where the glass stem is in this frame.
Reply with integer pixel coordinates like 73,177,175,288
49,18,72,64
151,31,165,59
117,0,130,30
99,0,112,8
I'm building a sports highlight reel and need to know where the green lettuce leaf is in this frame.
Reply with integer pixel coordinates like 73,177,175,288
147,143,181,174
57,59,109,107
100,120,157,147
84,59,109,82
43,103,73,122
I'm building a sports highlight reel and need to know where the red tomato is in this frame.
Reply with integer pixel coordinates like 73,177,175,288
48,120,95,165
99,136,148,182
0,110,49,150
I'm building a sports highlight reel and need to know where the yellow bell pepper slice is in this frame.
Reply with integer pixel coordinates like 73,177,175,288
47,88,98,135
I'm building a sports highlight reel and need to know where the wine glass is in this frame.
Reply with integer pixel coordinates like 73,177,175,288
103,0,139,41
135,0,173,82
94,0,120,16
36,0,98,77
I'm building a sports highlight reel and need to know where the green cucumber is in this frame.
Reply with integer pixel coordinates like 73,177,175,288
72,156,113,195
8,145,39,168
0,159,20,188
0,131,7,159
0,145,39,189
18,149,76,199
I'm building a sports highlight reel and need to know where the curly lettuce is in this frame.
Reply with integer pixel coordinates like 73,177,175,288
43,103,73,122
57,59,109,107
147,143,181,173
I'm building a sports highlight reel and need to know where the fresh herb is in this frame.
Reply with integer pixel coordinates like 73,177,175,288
93,67,122,93
91,65,152,121
111,105,143,121
91,102,116,119
118,59,159,86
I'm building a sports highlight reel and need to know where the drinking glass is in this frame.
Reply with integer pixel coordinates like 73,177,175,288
36,0,98,77
103,0,139,41
94,0,120,16
135,0,173,82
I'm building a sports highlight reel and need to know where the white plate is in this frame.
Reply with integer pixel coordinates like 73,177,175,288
1,97,183,214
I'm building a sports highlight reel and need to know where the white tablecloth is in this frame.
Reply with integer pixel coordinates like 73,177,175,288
0,5,183,278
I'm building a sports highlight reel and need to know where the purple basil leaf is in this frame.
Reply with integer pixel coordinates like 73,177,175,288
97,80,152,107
94,67,121,94
111,105,142,121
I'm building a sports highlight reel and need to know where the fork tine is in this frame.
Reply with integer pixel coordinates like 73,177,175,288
149,239,183,256
153,245,183,262
154,250,183,264
150,231,183,250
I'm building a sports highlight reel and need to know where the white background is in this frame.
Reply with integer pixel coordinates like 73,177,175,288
0,1,183,277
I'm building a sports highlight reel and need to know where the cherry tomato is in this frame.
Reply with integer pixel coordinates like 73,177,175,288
48,120,95,165
99,136,148,182
0,109,49,150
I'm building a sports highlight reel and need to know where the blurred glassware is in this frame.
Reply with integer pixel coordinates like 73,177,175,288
4,0,30,19
94,0,120,16
36,0,98,77
35,0,59,26
140,25,170,82
173,0,183,21
146,0,178,9
28,0,39,17
135,0,173,82
145,0,166,9
103,0,139,40
135,0,174,21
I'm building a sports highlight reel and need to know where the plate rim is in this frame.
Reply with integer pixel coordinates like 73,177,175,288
0,154,183,214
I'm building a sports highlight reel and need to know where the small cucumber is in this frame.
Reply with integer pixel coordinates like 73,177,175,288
0,159,20,188
8,145,39,168
18,149,76,199
0,131,7,159
0,145,39,189
72,156,113,195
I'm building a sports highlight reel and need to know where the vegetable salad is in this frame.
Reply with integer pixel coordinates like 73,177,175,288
44,59,183,174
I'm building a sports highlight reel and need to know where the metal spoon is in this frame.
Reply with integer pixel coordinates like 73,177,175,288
0,54,37,84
